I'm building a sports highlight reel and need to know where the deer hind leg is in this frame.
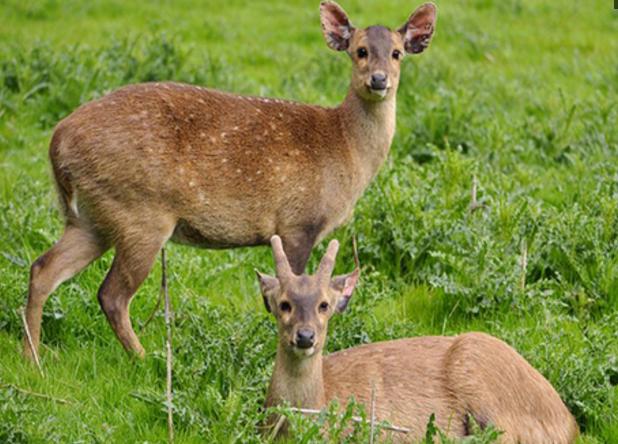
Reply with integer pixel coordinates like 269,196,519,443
24,223,108,360
97,218,174,358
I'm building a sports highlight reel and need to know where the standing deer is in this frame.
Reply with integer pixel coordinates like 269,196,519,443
258,236,579,443
23,2,438,359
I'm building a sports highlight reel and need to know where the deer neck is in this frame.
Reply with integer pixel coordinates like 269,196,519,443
267,344,326,410
337,89,397,186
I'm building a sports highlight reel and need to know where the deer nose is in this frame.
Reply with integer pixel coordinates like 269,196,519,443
296,328,315,349
370,72,388,90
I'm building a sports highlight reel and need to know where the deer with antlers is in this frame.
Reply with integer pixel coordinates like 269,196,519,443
23,2,437,358
257,236,579,443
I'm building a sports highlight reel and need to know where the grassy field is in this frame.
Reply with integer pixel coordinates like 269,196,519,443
1,0,617,442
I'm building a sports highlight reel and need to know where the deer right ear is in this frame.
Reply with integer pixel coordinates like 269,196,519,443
256,270,280,313
320,1,354,51
398,3,437,54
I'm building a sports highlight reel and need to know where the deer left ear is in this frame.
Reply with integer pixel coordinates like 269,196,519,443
256,270,280,313
399,3,437,54
330,268,360,313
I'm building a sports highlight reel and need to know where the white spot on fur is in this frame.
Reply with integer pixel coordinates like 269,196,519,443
236,168,242,174
221,132,227,138
200,132,206,138
189,180,196,187
198,98,205,104
222,158,228,163
70,191,79,216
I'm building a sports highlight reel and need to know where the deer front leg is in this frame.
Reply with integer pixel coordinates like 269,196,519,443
279,228,321,275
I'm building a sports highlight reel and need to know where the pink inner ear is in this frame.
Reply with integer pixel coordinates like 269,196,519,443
403,4,436,38
323,3,350,29
320,2,353,51
342,269,360,297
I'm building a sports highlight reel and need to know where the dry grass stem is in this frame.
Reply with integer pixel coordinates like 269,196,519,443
269,415,287,441
520,240,528,291
21,308,43,376
1,382,71,404
369,384,377,444
162,249,174,444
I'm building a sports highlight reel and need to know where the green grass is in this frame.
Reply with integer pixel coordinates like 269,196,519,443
1,0,617,442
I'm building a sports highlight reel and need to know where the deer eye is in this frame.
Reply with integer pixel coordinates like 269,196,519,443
357,47,368,58
392,50,402,60
279,301,291,313
319,301,329,313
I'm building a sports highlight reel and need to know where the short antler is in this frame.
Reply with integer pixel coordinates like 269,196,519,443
318,239,340,281
270,235,294,280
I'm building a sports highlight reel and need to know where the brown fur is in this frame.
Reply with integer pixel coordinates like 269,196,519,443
259,238,579,443
23,2,437,358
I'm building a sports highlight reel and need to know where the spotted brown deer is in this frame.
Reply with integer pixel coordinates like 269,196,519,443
258,236,579,443
23,2,438,359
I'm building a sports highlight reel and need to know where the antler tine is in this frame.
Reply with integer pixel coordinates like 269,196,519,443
318,239,340,280
270,235,293,279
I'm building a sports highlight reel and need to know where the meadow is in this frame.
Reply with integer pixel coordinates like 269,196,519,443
1,0,617,442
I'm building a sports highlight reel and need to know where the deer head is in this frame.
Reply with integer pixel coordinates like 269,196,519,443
257,235,359,358
320,1,437,101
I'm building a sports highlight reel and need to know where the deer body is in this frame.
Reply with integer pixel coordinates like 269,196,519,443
258,237,578,444
24,1,437,358
268,334,579,443
52,83,394,253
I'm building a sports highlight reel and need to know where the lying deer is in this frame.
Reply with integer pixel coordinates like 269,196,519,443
23,2,437,358
258,236,579,443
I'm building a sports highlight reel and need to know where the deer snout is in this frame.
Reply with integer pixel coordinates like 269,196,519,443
369,72,388,90
295,328,315,349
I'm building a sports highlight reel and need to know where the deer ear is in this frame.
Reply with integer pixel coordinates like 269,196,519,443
330,268,360,313
320,1,355,51
256,270,280,313
398,3,437,54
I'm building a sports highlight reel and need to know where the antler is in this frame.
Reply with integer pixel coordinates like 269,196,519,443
318,239,340,281
270,235,294,281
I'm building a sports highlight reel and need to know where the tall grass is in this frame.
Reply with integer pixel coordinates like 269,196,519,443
0,0,617,442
